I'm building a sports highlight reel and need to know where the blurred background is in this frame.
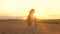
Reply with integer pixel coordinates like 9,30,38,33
0,0,60,19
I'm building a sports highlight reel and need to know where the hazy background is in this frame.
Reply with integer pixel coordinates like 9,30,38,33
0,0,60,19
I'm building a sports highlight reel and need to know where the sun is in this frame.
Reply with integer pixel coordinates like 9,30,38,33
34,12,39,17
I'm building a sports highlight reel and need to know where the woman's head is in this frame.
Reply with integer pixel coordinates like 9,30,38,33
29,9,35,15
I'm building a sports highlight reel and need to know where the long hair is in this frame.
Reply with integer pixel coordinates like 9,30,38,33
29,9,35,15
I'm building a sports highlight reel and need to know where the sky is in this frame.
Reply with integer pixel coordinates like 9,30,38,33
0,0,60,19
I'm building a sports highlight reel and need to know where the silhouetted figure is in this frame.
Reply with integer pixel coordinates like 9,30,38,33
26,9,37,34
27,9,37,26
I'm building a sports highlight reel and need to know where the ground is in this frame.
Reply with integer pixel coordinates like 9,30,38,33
0,20,60,34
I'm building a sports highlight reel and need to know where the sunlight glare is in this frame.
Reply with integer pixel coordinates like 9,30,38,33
34,12,39,18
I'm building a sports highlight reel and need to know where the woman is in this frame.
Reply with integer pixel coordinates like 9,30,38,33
26,9,37,34
27,9,37,26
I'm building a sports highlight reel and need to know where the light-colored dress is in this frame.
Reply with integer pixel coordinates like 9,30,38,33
30,16,37,34
30,16,36,27
26,15,37,34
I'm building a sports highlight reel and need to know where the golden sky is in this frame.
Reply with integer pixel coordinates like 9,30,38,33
0,0,60,19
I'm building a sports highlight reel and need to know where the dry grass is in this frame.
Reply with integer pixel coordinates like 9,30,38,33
0,20,60,34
